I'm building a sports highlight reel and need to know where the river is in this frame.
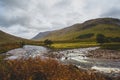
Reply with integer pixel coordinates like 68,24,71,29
4,45,120,77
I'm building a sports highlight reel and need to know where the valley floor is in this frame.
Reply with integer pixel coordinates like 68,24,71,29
51,42,120,51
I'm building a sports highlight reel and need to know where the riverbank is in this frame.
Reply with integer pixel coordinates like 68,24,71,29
0,42,23,53
1,41,120,54
0,41,43,54
87,49,120,59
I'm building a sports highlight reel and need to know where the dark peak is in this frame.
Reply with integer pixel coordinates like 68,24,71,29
83,18,120,25
80,18,120,30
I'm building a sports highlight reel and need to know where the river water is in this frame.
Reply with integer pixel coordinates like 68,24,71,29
4,45,120,77
5,45,49,59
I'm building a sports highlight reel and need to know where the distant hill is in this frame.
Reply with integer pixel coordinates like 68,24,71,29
32,31,51,40
33,18,120,41
0,30,28,44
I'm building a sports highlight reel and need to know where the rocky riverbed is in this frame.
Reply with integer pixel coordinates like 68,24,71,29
3,45,120,78
86,49,120,59
47,47,120,78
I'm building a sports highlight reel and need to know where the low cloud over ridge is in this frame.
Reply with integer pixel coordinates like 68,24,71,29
0,0,120,38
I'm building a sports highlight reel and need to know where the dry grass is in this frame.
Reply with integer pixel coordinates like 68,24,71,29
0,43,22,53
0,57,107,80
0,41,43,54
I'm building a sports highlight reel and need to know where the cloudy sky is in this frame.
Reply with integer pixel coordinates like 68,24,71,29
0,0,120,39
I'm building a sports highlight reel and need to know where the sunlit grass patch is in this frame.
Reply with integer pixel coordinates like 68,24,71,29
52,42,98,49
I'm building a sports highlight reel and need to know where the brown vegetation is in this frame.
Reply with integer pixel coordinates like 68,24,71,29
0,41,43,54
0,57,107,80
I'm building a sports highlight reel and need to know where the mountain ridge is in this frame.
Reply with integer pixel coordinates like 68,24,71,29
33,18,120,41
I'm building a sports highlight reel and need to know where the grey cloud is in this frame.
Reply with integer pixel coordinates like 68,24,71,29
54,0,71,8
0,0,120,39
0,15,30,27
101,8,120,18
0,0,29,9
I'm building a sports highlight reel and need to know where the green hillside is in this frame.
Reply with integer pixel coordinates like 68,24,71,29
38,18,120,41
0,30,27,44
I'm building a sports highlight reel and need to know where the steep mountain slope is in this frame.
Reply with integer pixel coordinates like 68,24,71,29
34,18,120,41
0,30,27,44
